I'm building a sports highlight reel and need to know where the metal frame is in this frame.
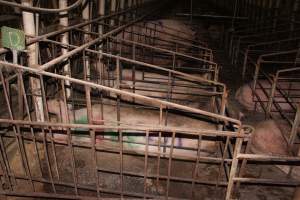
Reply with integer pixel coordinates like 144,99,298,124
0,60,250,199
0,1,252,200
228,28,300,66
241,37,300,79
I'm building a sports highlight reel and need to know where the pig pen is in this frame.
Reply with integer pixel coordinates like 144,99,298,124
240,37,300,80
0,60,251,199
40,39,224,113
1,0,299,197
0,13,249,199
226,22,300,67
223,26,300,198
77,18,218,82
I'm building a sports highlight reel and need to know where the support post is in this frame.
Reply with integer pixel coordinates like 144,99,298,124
119,0,125,23
98,0,105,84
132,0,137,19
82,0,91,81
289,103,300,147
225,136,243,200
110,0,117,27
98,0,105,34
21,0,44,122
59,0,71,100
13,50,23,120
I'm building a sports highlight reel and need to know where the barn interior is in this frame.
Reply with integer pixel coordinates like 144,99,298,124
0,0,299,199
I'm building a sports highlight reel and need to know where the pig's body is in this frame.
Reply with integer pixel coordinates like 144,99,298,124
146,19,196,42
235,80,299,113
46,98,219,194
113,19,198,60
235,82,264,111
251,120,289,155
117,69,212,109
47,99,217,157
119,19,195,43
250,120,300,179
76,69,213,109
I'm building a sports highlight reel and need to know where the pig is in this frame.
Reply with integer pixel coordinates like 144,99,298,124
250,120,289,156
115,69,214,109
235,80,299,113
46,98,218,158
235,81,265,112
119,19,196,43
112,19,199,59
45,97,220,195
145,19,196,42
249,119,300,180
293,187,300,200
73,68,215,110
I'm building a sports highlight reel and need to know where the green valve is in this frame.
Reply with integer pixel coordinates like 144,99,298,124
1,26,25,51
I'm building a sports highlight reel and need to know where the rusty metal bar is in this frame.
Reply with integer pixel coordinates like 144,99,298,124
0,61,238,125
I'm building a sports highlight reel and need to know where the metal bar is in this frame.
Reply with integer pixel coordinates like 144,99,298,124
143,130,149,196
191,134,202,199
42,38,221,88
225,136,243,200
0,68,35,191
0,119,247,138
37,2,164,71
39,75,61,181
0,61,240,125
165,131,175,199
61,80,79,195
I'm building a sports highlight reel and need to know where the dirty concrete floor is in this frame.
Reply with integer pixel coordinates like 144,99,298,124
0,134,295,200
40,143,227,199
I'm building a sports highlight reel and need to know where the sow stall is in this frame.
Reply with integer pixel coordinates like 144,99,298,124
0,60,250,199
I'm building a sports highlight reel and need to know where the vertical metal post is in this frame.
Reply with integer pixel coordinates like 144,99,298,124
143,130,149,196
82,0,91,81
266,74,278,117
13,50,23,120
83,49,101,198
242,48,249,80
97,0,105,124
119,0,125,23
98,0,105,86
132,0,137,19
225,135,243,200
110,0,117,27
60,80,79,195
21,0,44,122
98,0,105,33
289,103,300,147
59,0,71,101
